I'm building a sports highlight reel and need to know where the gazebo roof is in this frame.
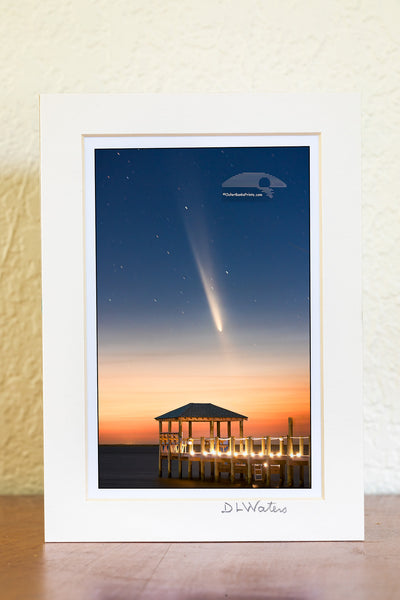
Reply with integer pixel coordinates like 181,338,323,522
155,402,247,422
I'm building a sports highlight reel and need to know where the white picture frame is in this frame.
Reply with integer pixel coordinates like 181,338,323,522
40,93,363,541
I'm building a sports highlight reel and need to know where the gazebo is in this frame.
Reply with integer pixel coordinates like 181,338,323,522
155,402,247,478
156,402,247,438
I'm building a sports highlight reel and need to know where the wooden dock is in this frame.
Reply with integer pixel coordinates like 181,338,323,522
158,432,310,487
155,404,310,488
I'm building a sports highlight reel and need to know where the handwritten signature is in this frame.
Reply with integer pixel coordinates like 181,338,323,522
221,500,287,514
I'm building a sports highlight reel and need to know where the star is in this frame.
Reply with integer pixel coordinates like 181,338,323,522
153,298,158,303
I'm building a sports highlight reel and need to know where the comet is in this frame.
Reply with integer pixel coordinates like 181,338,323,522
183,203,223,334
192,250,223,333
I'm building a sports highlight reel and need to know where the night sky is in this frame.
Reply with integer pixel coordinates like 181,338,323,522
95,145,311,444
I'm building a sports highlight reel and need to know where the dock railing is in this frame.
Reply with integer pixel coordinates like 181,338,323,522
160,433,310,459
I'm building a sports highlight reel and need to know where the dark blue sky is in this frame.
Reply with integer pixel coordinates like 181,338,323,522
95,145,310,345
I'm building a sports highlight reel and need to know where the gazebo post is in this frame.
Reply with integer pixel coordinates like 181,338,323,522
200,437,205,481
167,420,172,478
209,421,214,449
210,421,215,480
217,421,221,438
215,436,220,481
188,421,193,479
178,420,183,479
158,421,162,476
230,436,235,483
227,422,231,438
239,420,244,453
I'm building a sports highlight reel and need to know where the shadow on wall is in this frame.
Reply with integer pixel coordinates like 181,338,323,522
0,168,43,494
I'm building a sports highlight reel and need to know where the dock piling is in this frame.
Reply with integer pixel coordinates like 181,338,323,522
230,436,235,483
200,437,205,481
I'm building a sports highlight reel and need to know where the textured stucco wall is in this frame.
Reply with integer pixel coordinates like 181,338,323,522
1,0,399,494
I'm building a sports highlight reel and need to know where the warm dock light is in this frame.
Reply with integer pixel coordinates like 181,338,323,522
190,451,195,456
218,452,221,456
227,451,231,456
277,452,282,457
258,452,263,457
263,463,268,467
290,453,294,458
203,451,208,456
269,453,274,458
297,452,301,457
234,452,238,457
251,452,255,457
243,452,248,457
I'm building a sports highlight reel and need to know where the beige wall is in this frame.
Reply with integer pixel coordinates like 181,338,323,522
1,0,399,494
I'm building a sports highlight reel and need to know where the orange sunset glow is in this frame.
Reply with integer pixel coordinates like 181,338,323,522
98,343,310,444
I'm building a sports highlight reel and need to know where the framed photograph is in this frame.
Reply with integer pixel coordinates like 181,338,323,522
41,94,363,541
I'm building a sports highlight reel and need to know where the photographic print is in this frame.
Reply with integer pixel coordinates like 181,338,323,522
41,94,363,541
93,140,314,491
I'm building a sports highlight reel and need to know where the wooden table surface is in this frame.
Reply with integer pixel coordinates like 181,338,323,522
1,495,399,600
